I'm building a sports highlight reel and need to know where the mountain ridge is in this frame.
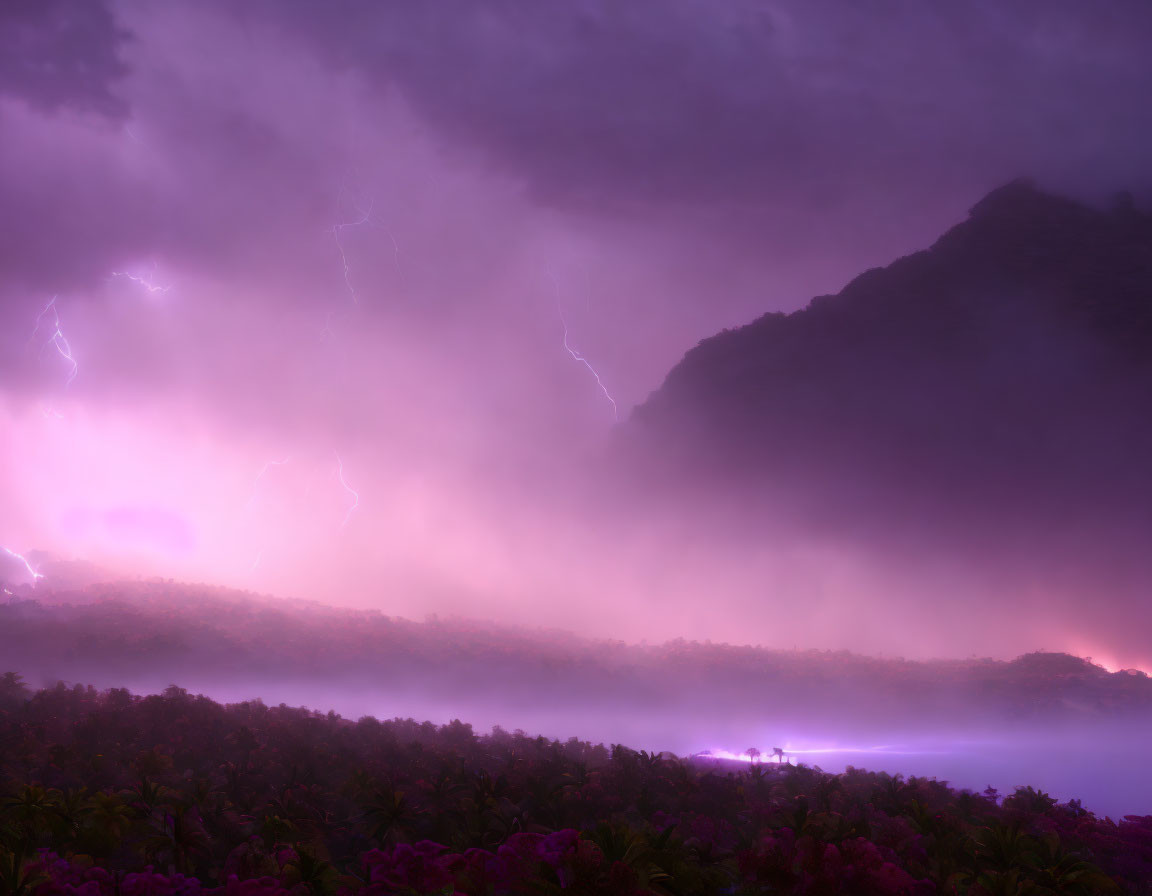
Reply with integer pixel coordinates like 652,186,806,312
625,180,1152,534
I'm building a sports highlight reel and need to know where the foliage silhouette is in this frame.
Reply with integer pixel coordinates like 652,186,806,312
0,678,1148,894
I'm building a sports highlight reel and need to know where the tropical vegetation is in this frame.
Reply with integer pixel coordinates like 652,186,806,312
1,674,1149,894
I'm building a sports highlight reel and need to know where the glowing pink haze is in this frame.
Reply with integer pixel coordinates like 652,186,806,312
3,0,1152,667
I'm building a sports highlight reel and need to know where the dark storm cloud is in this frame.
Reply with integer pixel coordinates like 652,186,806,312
272,0,1152,210
4,0,1152,667
0,0,130,117
0,1,135,297
0,2,348,328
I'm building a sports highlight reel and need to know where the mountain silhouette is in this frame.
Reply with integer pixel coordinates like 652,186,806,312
625,180,1152,548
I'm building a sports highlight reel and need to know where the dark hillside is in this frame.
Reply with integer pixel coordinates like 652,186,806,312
629,181,1152,533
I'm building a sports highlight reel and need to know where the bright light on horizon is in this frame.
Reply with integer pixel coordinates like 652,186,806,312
699,744,952,765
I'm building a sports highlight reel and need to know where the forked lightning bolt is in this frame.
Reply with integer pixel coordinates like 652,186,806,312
2,547,44,582
330,195,373,305
31,297,78,387
327,183,402,310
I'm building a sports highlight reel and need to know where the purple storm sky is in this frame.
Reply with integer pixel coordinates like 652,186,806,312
3,0,1152,666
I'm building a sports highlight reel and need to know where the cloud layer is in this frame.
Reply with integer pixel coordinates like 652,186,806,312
2,0,1151,663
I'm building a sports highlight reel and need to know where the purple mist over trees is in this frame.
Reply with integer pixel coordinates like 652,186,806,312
2,584,1151,732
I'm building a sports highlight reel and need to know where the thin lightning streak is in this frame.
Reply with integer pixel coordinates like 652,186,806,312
2,547,44,582
334,452,359,528
380,225,401,274
561,315,619,421
548,273,619,421
330,195,373,305
111,263,171,295
247,456,291,510
320,311,336,342
31,297,78,387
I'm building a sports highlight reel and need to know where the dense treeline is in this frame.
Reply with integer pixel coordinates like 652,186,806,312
0,675,1149,894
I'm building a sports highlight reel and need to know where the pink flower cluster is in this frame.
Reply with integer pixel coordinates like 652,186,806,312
738,829,935,895
31,854,297,896
353,830,587,894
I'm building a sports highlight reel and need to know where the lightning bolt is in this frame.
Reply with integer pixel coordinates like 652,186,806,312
560,314,619,422
2,547,44,582
30,297,78,387
548,273,618,421
111,262,171,295
330,193,373,305
246,456,291,510
320,310,337,342
327,181,402,311
334,452,359,528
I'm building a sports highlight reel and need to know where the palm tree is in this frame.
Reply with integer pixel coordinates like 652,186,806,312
283,846,335,896
145,804,210,875
0,673,29,708
47,787,88,849
1028,833,1116,895
586,822,676,895
0,846,45,896
123,776,169,817
81,791,134,857
359,786,419,847
972,821,1033,873
1,785,53,848
220,761,255,813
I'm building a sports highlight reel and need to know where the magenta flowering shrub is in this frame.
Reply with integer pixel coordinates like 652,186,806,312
0,676,1148,895
345,829,663,895
360,841,454,893
738,831,934,895
28,854,214,896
